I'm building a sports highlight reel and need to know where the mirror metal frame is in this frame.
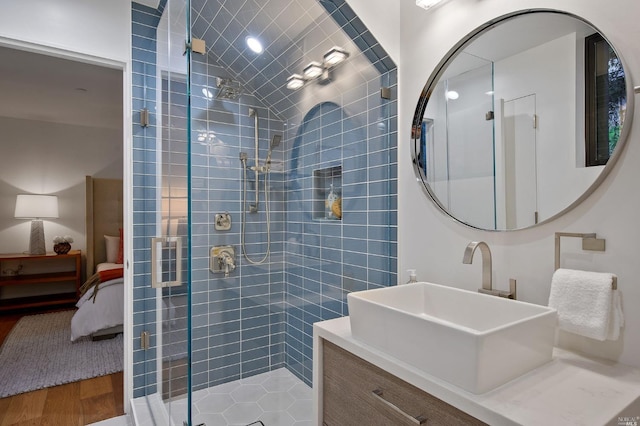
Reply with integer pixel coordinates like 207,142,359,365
411,8,635,231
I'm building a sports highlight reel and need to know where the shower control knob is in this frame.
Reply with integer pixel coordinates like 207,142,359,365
210,245,236,276
214,212,232,231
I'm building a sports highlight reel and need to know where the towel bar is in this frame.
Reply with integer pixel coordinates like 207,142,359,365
554,232,616,290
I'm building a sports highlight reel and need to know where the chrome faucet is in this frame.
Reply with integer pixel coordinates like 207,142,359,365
462,241,492,292
462,241,516,299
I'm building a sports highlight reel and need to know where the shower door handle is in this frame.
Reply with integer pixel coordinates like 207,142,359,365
150,236,183,288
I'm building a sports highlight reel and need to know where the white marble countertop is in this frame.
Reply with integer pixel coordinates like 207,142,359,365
313,317,640,426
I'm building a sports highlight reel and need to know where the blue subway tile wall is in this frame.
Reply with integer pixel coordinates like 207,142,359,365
188,51,287,391
131,1,164,398
284,70,398,384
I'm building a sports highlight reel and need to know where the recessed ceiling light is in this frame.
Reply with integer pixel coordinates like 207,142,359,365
246,36,263,54
446,90,459,100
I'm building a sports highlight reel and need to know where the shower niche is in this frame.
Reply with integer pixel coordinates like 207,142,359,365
313,165,342,221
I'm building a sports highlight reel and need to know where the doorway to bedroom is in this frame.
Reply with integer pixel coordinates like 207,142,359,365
0,45,125,424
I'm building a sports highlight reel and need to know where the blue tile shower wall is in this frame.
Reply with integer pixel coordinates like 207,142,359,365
279,0,398,387
188,53,287,390
284,71,398,385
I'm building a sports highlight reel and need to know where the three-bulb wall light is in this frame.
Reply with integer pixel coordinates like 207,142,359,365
286,74,305,90
286,46,349,90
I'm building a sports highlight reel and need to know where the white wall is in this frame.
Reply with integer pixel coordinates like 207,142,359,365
494,33,592,223
0,0,129,258
398,0,640,368
345,0,400,66
0,116,123,256
0,0,129,274
0,0,130,65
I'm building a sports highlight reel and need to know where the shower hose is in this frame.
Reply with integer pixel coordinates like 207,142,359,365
241,159,271,265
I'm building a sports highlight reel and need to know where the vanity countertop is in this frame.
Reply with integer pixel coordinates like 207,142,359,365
313,317,640,426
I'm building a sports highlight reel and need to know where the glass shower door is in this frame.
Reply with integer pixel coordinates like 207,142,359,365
134,0,194,423
159,0,193,423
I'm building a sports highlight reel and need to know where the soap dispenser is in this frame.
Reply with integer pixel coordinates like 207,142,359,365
407,269,418,284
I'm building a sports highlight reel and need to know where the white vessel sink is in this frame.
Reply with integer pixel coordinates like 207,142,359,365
347,282,557,394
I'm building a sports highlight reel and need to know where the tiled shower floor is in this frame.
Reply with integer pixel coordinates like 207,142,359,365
129,367,314,426
188,368,313,425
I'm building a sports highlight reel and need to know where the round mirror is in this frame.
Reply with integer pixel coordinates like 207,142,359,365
411,10,634,231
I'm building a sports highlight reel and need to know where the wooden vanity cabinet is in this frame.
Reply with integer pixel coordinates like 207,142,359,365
322,340,486,426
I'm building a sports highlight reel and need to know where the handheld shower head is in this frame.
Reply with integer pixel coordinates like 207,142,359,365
265,134,282,166
270,134,282,149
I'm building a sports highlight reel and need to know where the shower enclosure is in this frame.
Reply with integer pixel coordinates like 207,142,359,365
422,56,496,229
131,0,397,424
423,55,545,231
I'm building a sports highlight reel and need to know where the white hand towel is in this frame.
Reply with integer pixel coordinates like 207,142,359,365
606,289,624,341
548,268,615,341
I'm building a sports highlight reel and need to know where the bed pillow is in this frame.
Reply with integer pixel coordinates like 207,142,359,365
116,228,124,264
104,235,119,263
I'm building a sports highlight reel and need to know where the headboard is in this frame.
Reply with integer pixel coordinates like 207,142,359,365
85,176,123,275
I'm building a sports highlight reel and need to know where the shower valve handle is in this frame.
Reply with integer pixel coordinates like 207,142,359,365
218,250,236,278
210,246,236,276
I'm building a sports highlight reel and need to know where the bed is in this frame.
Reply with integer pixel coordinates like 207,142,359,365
70,176,124,341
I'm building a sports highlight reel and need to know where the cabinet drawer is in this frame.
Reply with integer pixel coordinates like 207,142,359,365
322,340,486,426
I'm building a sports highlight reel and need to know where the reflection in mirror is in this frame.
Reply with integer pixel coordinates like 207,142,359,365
412,11,632,231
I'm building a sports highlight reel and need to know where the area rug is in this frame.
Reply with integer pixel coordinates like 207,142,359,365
0,310,123,398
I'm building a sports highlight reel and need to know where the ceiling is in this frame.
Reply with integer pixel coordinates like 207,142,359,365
0,46,123,130
0,0,381,131
466,12,596,63
189,0,354,117
440,12,598,81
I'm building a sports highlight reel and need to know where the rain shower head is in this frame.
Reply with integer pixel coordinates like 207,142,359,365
216,77,241,100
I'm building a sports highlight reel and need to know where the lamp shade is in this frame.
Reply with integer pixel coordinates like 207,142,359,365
15,194,59,219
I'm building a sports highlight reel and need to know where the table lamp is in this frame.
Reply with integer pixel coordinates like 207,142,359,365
14,194,59,255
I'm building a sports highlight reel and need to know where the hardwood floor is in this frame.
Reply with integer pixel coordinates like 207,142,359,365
0,310,125,426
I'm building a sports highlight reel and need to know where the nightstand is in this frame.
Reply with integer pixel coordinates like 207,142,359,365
0,250,82,312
